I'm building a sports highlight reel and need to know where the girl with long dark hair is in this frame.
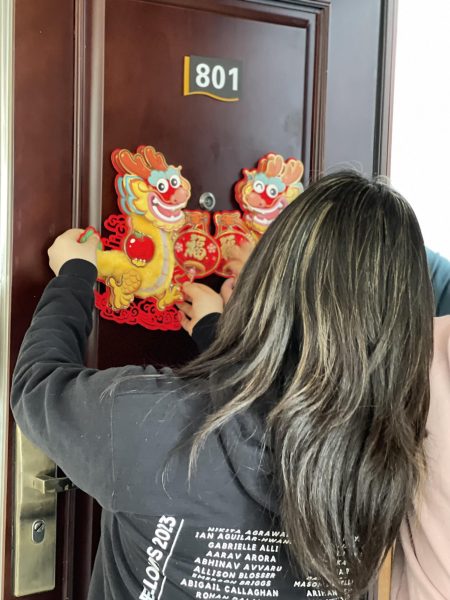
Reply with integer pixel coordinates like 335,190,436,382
11,172,450,599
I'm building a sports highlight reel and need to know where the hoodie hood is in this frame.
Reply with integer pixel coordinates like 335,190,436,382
219,406,280,515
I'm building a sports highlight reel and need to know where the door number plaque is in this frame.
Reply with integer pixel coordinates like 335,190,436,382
183,55,242,102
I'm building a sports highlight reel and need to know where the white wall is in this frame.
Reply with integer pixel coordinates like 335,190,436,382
391,0,450,258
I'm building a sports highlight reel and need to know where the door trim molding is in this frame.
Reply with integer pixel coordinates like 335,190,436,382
0,0,14,592
72,0,106,231
67,3,106,598
373,0,399,177
308,1,330,181
87,0,106,229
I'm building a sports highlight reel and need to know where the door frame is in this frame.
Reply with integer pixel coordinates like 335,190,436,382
0,0,14,593
1,0,399,597
373,0,399,178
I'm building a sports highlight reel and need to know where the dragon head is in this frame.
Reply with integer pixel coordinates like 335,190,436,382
235,153,304,235
112,145,191,232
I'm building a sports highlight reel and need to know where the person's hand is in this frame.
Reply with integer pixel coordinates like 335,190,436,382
48,228,100,276
223,241,254,277
177,282,224,335
219,241,255,304
220,277,236,304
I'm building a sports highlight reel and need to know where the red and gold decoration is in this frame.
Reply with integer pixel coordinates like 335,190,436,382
174,211,220,278
80,148,304,331
213,211,254,277
234,152,304,240
92,145,192,330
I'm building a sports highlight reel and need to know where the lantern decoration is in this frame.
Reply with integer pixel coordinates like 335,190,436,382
213,211,254,277
80,148,304,331
174,211,220,278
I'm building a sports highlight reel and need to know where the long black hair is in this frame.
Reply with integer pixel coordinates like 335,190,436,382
179,171,434,596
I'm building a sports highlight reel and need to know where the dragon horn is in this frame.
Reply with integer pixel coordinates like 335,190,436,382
257,156,269,173
282,158,304,185
264,154,284,178
111,148,151,180
140,145,169,171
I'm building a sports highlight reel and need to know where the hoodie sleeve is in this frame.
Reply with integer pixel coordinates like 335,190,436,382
191,313,221,353
10,259,154,509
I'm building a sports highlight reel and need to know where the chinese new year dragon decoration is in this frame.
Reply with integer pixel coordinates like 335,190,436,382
83,146,304,331
97,146,190,312
235,152,304,239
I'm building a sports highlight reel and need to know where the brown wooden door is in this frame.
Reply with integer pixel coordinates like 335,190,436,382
98,0,327,368
4,0,395,598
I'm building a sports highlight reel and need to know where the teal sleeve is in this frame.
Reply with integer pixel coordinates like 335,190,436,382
426,248,450,316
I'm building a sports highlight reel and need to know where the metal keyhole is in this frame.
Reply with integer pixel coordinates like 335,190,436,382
199,192,216,211
32,519,46,544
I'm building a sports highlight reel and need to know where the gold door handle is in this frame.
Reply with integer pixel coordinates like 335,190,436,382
33,473,76,494
13,427,76,596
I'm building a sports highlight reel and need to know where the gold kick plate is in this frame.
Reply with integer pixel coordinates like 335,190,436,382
13,426,76,596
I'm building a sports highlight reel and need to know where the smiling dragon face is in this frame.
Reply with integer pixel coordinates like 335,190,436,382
235,153,304,236
112,146,191,232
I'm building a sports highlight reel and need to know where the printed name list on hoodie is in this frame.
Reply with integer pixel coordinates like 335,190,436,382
140,525,351,599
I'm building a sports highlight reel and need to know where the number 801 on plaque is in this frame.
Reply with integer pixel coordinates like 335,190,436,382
183,55,242,102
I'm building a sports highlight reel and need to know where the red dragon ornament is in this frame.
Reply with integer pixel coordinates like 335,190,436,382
81,149,304,331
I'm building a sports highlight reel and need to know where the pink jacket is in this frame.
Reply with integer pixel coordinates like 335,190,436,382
391,316,450,599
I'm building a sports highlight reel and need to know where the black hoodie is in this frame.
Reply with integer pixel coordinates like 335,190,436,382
11,259,348,600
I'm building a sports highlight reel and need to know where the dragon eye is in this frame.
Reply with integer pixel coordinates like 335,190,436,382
156,178,169,194
170,175,181,189
253,180,265,194
266,184,279,199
